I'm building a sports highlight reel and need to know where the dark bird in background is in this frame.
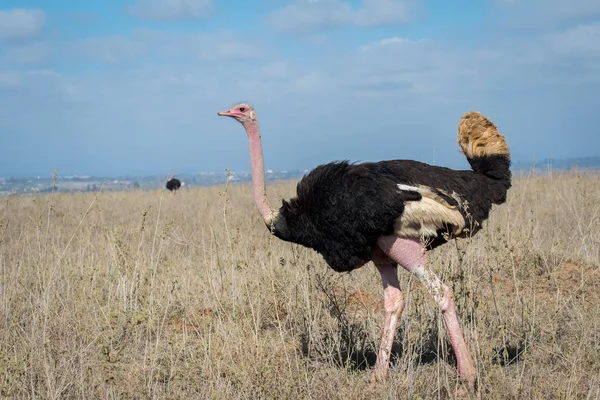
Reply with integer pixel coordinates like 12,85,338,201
217,103,511,395
165,174,182,194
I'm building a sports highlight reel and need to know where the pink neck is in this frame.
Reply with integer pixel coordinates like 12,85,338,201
243,121,274,224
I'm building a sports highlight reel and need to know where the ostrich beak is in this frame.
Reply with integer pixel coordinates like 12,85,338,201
217,109,234,117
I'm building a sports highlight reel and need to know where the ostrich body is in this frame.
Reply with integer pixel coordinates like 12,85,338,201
217,103,511,393
166,175,182,194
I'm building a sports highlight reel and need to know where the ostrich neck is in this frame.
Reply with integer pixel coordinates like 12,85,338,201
244,121,276,225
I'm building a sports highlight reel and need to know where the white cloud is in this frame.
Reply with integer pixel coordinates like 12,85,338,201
357,36,429,52
266,0,416,33
493,0,600,30
257,62,293,80
547,23,600,56
71,29,262,64
0,71,21,88
0,41,50,66
326,37,463,97
232,26,600,113
0,9,45,40
127,0,213,21
73,35,146,64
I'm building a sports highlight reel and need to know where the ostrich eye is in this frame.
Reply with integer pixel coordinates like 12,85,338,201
239,107,246,112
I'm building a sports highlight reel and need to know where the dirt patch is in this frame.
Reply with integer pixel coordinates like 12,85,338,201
550,262,600,292
487,261,599,301
322,285,384,316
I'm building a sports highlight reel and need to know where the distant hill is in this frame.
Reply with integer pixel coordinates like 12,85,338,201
0,170,309,195
2,157,599,196
511,156,600,172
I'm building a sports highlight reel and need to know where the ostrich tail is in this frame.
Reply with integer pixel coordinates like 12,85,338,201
458,111,512,203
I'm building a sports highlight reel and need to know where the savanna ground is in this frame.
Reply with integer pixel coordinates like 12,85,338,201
1,170,599,399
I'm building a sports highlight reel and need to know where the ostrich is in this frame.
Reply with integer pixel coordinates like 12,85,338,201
217,103,511,394
166,174,182,194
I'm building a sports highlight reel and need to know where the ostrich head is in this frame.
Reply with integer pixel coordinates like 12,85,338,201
217,103,256,125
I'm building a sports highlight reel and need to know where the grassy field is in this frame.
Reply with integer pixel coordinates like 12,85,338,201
1,170,599,399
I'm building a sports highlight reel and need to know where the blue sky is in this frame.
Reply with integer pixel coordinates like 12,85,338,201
0,0,599,177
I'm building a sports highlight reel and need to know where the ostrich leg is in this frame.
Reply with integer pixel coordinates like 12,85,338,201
376,235,476,394
370,261,404,383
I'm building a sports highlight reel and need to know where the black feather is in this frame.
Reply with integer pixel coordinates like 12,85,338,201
271,155,511,273
166,178,181,192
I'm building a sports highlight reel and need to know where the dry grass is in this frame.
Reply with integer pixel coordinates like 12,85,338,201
1,170,599,399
